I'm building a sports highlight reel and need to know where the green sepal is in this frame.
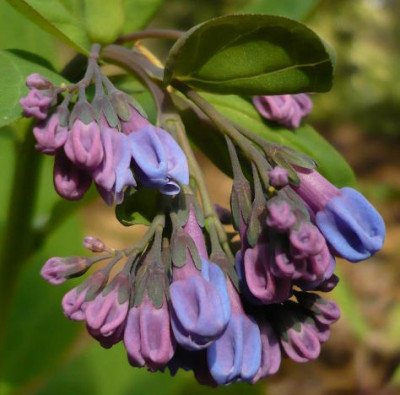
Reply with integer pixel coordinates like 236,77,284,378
210,250,239,291
173,187,204,228
92,94,119,128
170,227,202,270
69,101,95,127
230,178,252,230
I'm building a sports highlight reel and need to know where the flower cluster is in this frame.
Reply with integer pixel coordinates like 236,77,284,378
33,50,385,387
20,63,188,205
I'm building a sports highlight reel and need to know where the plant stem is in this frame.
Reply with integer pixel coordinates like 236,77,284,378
0,124,42,365
116,29,183,44
172,81,271,189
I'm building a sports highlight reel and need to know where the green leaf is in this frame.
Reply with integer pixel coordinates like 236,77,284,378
182,93,356,188
122,0,165,34
0,2,59,67
84,0,125,44
164,14,335,95
0,49,68,128
240,0,319,21
116,188,160,226
6,0,90,53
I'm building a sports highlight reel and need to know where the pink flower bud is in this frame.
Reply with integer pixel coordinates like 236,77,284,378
41,256,91,285
33,113,68,154
20,89,53,120
83,236,105,252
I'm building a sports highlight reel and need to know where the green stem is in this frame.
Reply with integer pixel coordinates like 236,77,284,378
0,124,42,365
172,81,270,189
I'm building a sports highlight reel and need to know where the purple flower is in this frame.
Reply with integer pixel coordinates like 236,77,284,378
53,151,92,200
251,321,281,383
243,240,291,304
266,199,296,232
83,236,106,252
268,166,289,188
33,112,68,154
62,271,108,321
294,168,385,262
253,93,312,129
170,207,230,350
64,119,104,169
91,120,136,205
206,280,262,384
20,89,53,120
290,222,325,259
124,294,175,371
127,125,188,195
41,256,91,285
280,317,321,363
26,73,52,89
170,259,231,350
85,272,130,336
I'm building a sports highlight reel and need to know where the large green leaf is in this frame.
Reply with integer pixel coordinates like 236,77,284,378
240,0,319,21
0,49,68,128
84,0,125,44
182,93,355,188
6,0,90,53
164,14,335,95
0,2,58,66
122,0,165,34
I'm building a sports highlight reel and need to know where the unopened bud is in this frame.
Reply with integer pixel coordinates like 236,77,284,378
83,236,106,252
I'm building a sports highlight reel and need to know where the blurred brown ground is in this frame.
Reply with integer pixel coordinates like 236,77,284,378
83,124,400,395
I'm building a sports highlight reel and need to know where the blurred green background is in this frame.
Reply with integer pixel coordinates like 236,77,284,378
1,0,400,394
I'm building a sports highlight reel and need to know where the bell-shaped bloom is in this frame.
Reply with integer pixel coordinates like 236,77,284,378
127,125,188,195
20,88,53,119
207,280,262,384
85,273,130,336
91,121,136,205
253,93,312,129
124,294,175,371
41,256,91,285
294,168,385,262
53,151,92,200
243,240,291,304
251,321,281,383
170,207,231,350
64,119,104,169
170,259,231,350
268,166,289,188
279,316,321,363
62,271,108,321
266,199,296,232
33,112,68,154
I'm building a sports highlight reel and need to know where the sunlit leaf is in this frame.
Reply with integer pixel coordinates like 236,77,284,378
165,14,335,95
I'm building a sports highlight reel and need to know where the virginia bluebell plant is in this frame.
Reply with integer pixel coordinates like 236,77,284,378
18,18,386,387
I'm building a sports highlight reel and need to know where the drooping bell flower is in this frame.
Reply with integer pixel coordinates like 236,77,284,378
294,167,385,262
53,151,92,200
127,125,189,195
253,93,312,129
41,256,91,285
242,238,292,304
20,88,54,120
33,110,68,154
62,270,109,321
91,118,136,205
207,279,262,385
85,272,131,337
124,294,175,371
169,207,230,350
